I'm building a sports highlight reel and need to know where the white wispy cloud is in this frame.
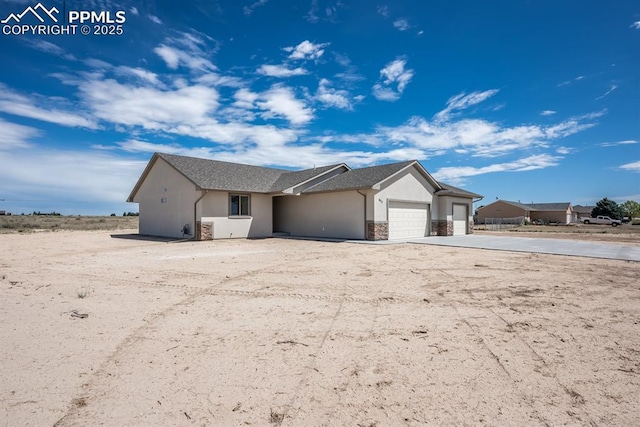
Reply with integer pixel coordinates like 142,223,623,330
284,40,329,60
0,84,98,129
599,139,638,147
148,14,162,24
432,154,562,185
305,0,343,23
393,18,409,31
373,106,601,159
434,89,499,122
596,84,618,100
631,21,640,30
130,6,139,15
377,5,390,18
256,84,314,125
153,31,218,72
619,160,640,172
115,66,163,86
244,0,268,15
333,53,364,83
257,64,308,77
372,58,414,102
314,78,353,110
23,39,76,60
0,148,145,204
78,79,220,129
0,118,41,149
541,110,556,116
558,75,585,87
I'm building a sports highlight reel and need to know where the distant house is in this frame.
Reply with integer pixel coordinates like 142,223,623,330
0,210,5,216
476,200,574,225
127,153,483,240
573,205,595,220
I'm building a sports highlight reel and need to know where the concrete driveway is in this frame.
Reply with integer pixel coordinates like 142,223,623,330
401,235,640,262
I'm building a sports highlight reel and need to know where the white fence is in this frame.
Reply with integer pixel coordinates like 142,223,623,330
483,216,525,230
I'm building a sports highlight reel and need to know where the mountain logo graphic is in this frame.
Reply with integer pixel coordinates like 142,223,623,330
1,3,60,24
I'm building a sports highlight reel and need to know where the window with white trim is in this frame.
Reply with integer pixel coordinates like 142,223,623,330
229,194,250,216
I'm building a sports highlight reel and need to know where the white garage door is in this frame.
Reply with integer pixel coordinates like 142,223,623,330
388,201,429,239
453,204,468,236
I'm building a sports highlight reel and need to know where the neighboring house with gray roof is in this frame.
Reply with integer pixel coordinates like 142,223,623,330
476,200,575,225
573,205,595,220
128,152,483,240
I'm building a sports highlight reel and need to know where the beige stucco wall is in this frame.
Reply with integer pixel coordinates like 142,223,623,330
476,201,528,223
273,191,365,239
200,191,272,239
133,158,198,238
373,168,436,222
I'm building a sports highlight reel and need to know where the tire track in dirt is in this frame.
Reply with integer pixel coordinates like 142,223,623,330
52,261,284,426
452,290,599,426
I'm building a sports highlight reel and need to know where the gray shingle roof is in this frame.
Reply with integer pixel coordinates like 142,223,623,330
269,164,344,192
129,153,481,202
157,153,286,192
526,202,571,211
436,182,483,198
573,205,594,214
493,200,571,211
304,160,415,193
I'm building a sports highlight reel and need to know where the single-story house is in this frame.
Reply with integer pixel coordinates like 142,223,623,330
573,205,595,220
476,200,575,225
127,153,483,240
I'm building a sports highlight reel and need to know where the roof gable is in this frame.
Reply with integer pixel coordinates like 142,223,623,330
128,153,482,202
269,164,347,193
128,153,351,200
157,153,285,193
303,160,442,193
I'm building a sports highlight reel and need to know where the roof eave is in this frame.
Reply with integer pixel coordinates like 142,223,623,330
127,153,204,202
373,161,444,191
127,153,160,203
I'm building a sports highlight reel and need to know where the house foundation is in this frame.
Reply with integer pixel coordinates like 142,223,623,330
366,221,389,240
196,221,213,240
431,220,453,236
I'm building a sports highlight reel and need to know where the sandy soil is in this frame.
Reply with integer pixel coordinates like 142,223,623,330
1,230,639,426
476,224,640,246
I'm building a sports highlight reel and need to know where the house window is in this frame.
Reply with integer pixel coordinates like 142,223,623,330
229,194,250,216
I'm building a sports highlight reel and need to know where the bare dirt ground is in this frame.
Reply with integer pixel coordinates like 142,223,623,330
476,223,640,246
1,230,639,426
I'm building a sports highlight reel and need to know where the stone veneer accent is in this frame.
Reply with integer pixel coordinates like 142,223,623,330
431,220,453,236
366,221,388,240
196,221,213,240
469,220,474,234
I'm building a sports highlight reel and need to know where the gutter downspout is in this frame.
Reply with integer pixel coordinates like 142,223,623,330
357,190,367,240
193,189,208,240
472,196,484,230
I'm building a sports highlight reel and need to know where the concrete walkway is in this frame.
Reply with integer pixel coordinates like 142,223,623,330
401,235,640,262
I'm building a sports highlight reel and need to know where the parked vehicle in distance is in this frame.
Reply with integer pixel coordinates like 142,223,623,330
581,215,622,226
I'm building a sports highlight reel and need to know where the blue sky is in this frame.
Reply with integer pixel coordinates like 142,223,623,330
0,0,638,215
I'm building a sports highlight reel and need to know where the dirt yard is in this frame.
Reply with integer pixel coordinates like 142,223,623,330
1,230,639,426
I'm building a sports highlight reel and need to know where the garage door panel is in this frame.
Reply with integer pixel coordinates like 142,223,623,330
388,201,429,239
453,204,468,236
